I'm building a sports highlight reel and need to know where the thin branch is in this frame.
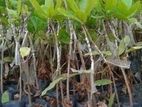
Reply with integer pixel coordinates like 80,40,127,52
0,40,5,94
82,25,97,100
107,64,120,107
51,22,61,107
121,68,133,107
66,20,73,100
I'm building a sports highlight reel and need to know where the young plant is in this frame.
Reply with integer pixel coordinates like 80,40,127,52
99,0,141,20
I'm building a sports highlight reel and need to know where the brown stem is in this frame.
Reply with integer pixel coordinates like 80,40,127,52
27,85,32,107
66,20,73,100
121,68,133,107
50,22,61,106
82,25,96,101
28,35,39,90
19,61,22,101
0,40,4,94
107,64,120,107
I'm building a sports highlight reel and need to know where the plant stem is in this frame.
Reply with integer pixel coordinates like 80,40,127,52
28,35,39,90
83,25,107,62
50,22,62,106
0,40,4,94
66,20,73,100
76,41,87,82
82,25,96,100
107,64,120,107
121,68,133,107
63,0,77,100
27,84,32,107
18,35,23,102
19,59,22,101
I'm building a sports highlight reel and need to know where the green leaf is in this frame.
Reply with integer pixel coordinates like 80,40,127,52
42,77,63,96
79,0,88,11
7,9,18,18
4,57,13,62
45,0,54,7
8,0,17,9
78,0,95,22
27,14,47,33
118,42,125,55
95,79,112,86
123,36,130,46
113,0,140,19
44,0,55,18
127,46,142,53
58,29,70,44
17,0,21,15
127,1,141,17
55,0,62,9
2,91,9,104
85,50,112,57
58,0,95,23
0,0,6,7
76,10,87,23
85,0,95,15
122,0,132,8
131,46,142,50
41,73,79,96
19,47,31,58
66,0,79,12
108,93,115,107
79,0,95,12
105,0,117,12
135,42,142,46
118,39,126,55
117,36,130,55
29,0,47,19
116,0,129,18
57,8,82,23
